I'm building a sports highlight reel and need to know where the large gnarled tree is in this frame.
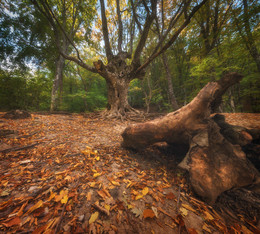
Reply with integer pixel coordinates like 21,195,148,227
33,0,208,117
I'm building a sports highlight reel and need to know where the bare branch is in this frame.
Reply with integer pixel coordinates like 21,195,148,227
100,0,113,61
60,51,97,73
132,0,157,67
135,0,208,74
130,0,142,33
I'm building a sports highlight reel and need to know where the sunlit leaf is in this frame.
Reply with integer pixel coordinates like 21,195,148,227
25,200,43,215
180,207,188,216
93,172,101,178
135,194,143,200
142,187,149,196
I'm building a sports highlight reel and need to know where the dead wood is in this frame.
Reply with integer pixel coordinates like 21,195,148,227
2,110,31,119
121,72,260,204
0,142,41,153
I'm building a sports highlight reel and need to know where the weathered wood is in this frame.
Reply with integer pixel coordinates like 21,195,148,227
121,72,260,204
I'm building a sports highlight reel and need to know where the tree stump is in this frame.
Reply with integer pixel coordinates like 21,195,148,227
121,72,260,204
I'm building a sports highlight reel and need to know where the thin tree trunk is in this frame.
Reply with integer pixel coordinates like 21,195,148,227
161,53,179,110
50,54,65,111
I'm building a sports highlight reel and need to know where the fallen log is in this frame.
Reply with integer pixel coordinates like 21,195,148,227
122,72,260,204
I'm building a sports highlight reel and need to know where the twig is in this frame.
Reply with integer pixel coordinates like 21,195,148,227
92,203,110,216
176,186,181,213
54,200,68,234
0,142,41,153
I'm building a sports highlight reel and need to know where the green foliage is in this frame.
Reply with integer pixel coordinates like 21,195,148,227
0,70,52,111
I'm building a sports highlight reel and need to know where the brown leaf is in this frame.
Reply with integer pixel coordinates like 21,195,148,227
165,192,176,200
2,216,21,227
143,209,155,219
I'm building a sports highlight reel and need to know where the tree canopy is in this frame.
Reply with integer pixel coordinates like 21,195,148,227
0,0,259,113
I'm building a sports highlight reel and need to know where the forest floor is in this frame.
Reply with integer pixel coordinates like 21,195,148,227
0,112,260,234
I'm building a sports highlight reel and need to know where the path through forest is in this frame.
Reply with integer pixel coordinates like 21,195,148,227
0,113,259,233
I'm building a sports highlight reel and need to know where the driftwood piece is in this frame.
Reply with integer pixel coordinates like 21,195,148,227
121,72,260,204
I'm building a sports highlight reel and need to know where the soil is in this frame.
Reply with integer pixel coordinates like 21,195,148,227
0,112,259,233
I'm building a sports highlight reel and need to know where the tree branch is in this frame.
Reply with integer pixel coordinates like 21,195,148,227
116,0,123,53
132,0,157,67
100,0,113,61
135,0,208,74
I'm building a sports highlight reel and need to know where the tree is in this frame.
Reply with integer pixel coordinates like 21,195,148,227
32,0,208,118
31,0,97,111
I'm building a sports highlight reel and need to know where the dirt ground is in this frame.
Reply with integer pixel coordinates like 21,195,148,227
0,112,259,233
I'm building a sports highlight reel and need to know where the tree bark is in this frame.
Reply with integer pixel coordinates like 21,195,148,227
162,53,179,110
122,72,260,204
50,54,65,111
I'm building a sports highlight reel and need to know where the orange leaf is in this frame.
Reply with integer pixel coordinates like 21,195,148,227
25,200,43,215
165,192,176,200
143,209,155,219
188,228,198,234
3,217,21,227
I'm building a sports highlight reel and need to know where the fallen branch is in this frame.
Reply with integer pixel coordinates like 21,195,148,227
0,142,41,153
54,200,68,234
92,202,110,216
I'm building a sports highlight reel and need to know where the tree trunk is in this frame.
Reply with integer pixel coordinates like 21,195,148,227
121,72,260,204
162,53,179,110
50,54,65,111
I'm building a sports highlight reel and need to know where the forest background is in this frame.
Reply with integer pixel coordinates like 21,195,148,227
0,0,259,114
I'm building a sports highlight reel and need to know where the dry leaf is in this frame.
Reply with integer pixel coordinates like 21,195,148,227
135,194,144,200
111,181,120,186
188,228,198,234
142,187,149,196
93,173,101,178
182,204,196,213
151,206,158,218
143,209,155,219
202,223,212,233
86,192,92,201
165,192,176,200
203,211,214,220
180,207,188,216
89,211,99,224
25,200,43,215
241,225,253,234
131,207,143,218
2,217,21,227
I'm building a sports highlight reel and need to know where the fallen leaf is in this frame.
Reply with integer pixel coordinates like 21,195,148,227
165,192,175,200
135,194,144,200
203,211,214,220
0,190,10,197
182,204,196,213
86,192,92,201
25,200,43,215
104,204,110,211
241,225,253,234
131,207,143,218
142,187,149,196
2,217,21,227
202,223,212,233
111,181,120,186
143,209,155,219
89,211,99,224
93,172,101,178
188,228,198,234
180,207,188,216
151,206,158,218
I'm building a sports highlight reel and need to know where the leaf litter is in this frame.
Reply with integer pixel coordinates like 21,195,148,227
0,112,259,233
